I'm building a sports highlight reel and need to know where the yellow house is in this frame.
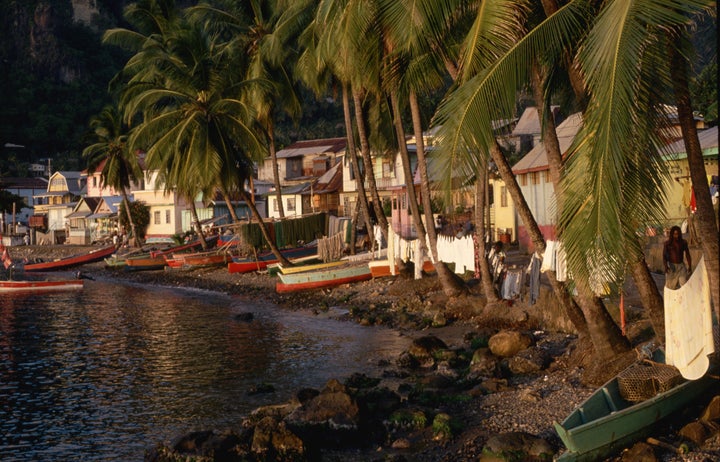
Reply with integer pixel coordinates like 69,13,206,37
661,126,718,226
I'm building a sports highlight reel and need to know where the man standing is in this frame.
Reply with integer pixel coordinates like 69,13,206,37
663,225,692,289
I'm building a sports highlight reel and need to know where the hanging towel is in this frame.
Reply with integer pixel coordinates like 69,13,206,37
555,241,567,282
664,257,714,380
540,240,556,273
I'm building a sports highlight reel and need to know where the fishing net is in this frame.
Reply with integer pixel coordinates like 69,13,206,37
617,361,683,402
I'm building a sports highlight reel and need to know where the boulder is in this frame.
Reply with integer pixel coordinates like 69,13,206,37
507,347,550,375
700,395,720,422
482,431,553,460
285,379,363,448
488,331,533,358
251,416,305,459
469,348,499,376
620,441,658,462
679,421,708,445
407,335,449,367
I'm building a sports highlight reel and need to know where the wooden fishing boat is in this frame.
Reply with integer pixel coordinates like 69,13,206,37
554,351,718,461
228,245,318,274
279,260,345,275
0,278,84,293
275,263,371,293
149,235,218,258
181,252,232,269
368,259,436,278
23,245,117,272
125,255,166,271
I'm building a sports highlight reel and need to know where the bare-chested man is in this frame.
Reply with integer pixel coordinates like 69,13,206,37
663,225,692,289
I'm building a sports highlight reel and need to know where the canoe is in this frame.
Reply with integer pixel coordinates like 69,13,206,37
228,245,318,274
0,279,84,293
125,255,166,271
279,260,345,275
554,351,718,461
181,252,232,269
24,245,117,272
368,259,436,278
149,235,218,258
276,263,372,293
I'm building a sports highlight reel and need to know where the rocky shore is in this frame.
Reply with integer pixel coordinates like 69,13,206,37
7,245,720,462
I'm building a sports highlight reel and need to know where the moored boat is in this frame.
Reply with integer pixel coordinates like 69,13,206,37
368,259,436,278
279,260,345,275
0,278,84,293
228,244,318,274
125,255,167,271
275,263,371,293
23,245,117,272
554,351,718,461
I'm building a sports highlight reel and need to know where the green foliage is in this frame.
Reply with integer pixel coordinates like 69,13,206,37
0,190,25,214
118,201,149,239
388,409,427,430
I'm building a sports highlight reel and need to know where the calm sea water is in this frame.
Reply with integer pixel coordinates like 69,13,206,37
0,279,410,461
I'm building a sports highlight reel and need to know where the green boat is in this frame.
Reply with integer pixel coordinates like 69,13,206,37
554,351,718,461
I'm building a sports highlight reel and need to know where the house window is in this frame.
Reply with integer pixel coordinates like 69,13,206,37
93,177,97,187
165,210,171,224
287,197,296,212
530,172,540,184
154,211,161,224
273,198,278,212
501,186,508,207
545,171,552,183
382,160,393,177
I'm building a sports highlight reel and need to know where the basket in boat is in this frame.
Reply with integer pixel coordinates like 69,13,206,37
617,361,683,402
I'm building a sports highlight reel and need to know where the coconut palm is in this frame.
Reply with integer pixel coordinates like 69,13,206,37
82,105,143,247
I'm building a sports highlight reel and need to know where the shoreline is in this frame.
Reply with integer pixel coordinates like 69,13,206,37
5,245,719,461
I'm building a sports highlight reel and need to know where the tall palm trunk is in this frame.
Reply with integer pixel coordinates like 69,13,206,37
670,47,720,316
475,164,498,302
189,200,208,250
120,188,141,248
352,89,389,240
238,189,291,267
220,186,239,223
342,83,373,244
391,91,466,296
268,118,285,218
490,142,589,339
409,90,466,295
530,70,626,356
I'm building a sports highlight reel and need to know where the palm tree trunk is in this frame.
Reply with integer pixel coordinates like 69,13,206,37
390,91,465,296
189,201,208,250
475,165,499,302
343,83,373,246
352,88,389,240
629,257,665,341
409,90,466,295
268,119,285,218
220,186,239,223
120,188,141,248
238,189,291,267
670,47,720,315
490,142,589,338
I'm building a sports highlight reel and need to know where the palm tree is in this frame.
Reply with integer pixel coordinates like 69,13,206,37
82,105,143,247
118,13,292,261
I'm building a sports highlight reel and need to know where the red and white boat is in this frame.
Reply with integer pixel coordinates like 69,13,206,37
23,245,117,272
0,279,84,293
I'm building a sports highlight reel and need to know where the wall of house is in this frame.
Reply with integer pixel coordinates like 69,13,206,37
516,170,556,252
662,157,718,226
490,179,517,243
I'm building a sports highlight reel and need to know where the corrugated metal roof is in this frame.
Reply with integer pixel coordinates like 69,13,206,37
275,137,347,159
512,112,583,174
662,126,718,159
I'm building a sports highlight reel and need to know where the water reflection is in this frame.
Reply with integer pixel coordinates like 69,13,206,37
0,280,409,461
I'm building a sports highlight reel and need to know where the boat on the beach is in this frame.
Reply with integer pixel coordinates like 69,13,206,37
553,351,718,461
278,260,345,275
23,245,117,272
180,251,233,269
125,255,167,271
0,278,84,293
275,263,371,293
368,259,436,278
228,244,318,274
